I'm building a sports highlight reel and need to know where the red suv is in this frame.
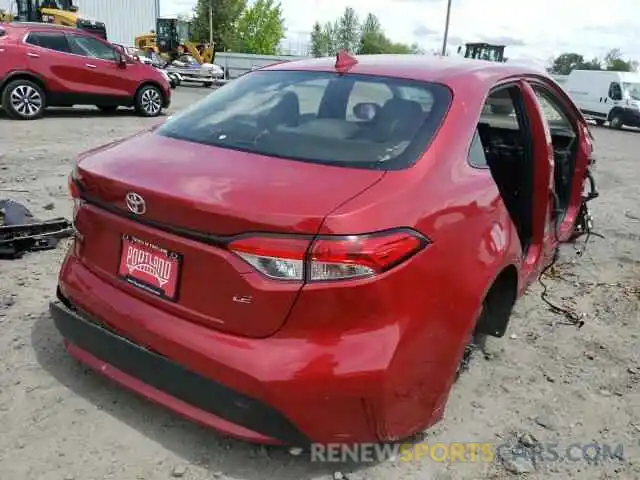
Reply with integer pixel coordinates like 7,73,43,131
51,53,597,445
0,23,171,120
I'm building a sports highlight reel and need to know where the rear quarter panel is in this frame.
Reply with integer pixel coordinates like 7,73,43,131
301,74,524,438
0,32,27,80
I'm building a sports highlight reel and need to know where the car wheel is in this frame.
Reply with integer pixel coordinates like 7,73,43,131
609,113,623,130
135,85,163,117
98,105,118,113
2,79,45,120
202,82,213,88
594,119,605,126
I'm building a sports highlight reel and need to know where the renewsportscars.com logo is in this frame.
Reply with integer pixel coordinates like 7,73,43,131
309,441,626,464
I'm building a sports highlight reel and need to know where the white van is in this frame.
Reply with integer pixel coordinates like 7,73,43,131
565,70,640,129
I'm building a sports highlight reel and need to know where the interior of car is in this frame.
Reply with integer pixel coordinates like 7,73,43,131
473,86,578,251
164,72,451,167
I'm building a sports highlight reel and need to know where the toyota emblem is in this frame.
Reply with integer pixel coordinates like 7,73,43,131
125,192,146,215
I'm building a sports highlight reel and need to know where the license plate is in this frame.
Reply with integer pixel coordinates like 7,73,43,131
117,234,181,301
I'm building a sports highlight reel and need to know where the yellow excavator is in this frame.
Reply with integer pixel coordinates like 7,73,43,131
0,0,107,39
135,18,213,64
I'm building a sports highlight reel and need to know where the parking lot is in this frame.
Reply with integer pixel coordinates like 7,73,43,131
0,86,639,480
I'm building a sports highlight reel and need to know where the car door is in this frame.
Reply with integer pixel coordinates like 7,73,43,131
23,30,87,98
526,78,594,243
514,80,555,281
65,33,135,100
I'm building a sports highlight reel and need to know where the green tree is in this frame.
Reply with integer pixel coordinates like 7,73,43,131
337,7,359,52
384,41,412,54
357,13,383,54
232,0,285,54
550,53,585,75
604,48,636,72
322,21,338,56
310,21,325,57
190,0,246,51
360,13,382,37
581,57,602,70
358,31,386,54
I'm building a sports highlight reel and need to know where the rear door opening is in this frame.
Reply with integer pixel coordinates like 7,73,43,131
474,85,537,254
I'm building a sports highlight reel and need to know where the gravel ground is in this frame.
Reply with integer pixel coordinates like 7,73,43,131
0,88,639,480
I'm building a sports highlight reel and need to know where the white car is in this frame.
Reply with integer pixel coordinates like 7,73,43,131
565,70,640,129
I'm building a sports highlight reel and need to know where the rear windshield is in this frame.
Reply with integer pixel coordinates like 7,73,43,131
157,70,452,170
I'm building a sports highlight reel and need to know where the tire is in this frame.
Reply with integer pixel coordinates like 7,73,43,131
202,82,213,88
1,79,46,120
609,113,623,130
134,85,163,117
595,119,605,126
98,105,118,113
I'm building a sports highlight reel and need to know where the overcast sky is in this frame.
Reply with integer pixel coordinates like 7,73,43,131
160,0,640,64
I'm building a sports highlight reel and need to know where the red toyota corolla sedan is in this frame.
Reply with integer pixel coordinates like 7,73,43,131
51,52,598,446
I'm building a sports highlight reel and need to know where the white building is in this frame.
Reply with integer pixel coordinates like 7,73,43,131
0,0,159,46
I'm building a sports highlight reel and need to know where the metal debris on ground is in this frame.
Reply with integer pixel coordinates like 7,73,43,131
0,199,73,259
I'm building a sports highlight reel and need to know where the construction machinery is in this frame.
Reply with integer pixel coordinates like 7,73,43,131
459,42,506,63
135,18,213,65
0,0,106,39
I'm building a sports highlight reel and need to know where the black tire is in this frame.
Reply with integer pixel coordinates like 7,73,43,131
595,119,605,126
134,85,163,117
1,79,46,120
202,82,213,88
98,105,118,113
609,113,623,130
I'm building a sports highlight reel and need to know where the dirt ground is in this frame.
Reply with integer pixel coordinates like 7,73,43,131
0,87,639,480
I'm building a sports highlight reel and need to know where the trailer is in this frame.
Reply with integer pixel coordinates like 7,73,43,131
214,52,308,80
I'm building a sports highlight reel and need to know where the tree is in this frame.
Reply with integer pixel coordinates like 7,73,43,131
360,13,382,38
322,21,338,56
550,53,585,75
550,49,639,74
232,0,285,54
190,0,246,51
312,10,419,56
604,48,636,72
337,7,359,53
310,21,324,57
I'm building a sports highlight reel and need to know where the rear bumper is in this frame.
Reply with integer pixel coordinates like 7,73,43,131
53,253,439,445
50,299,308,445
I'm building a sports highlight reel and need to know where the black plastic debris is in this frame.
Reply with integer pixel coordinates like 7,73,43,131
0,199,73,259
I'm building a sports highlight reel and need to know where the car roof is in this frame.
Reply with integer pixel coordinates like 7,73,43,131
6,21,76,32
262,54,550,88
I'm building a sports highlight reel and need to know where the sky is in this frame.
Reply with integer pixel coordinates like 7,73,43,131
160,0,640,66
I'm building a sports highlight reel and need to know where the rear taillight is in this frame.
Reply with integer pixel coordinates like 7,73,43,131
68,168,83,228
228,229,428,282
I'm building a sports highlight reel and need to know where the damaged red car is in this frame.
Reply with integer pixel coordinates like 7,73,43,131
51,52,598,445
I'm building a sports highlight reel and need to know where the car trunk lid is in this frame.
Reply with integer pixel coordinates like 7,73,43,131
73,131,384,337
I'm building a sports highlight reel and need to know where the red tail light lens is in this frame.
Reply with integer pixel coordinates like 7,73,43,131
228,229,428,282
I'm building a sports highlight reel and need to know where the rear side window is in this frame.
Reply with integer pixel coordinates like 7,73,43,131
158,70,452,170
25,32,70,53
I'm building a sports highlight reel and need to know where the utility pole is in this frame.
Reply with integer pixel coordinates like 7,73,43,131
209,1,213,46
441,0,452,56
